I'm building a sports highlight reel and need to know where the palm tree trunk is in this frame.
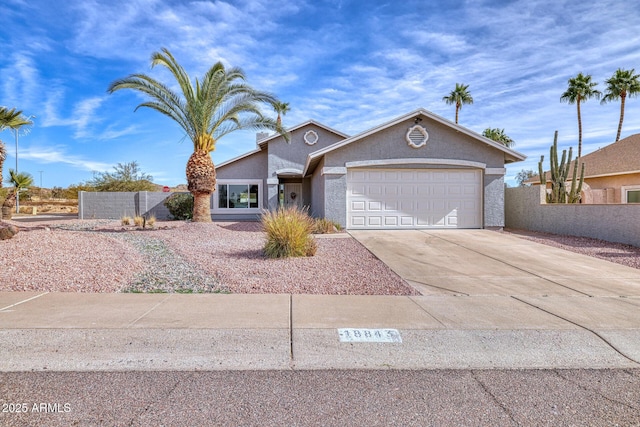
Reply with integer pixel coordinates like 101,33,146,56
186,149,216,223
576,100,583,158
455,105,459,124
616,94,626,142
192,193,212,222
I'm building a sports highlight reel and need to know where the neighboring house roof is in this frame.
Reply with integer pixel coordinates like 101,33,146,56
577,133,640,178
530,133,640,183
257,119,350,148
303,108,526,176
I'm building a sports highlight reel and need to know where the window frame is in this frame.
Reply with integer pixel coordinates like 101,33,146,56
622,185,640,204
213,179,263,212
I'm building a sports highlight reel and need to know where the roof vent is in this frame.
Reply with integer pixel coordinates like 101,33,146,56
304,130,319,145
406,125,429,148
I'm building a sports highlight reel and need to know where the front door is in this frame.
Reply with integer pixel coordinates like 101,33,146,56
284,183,303,209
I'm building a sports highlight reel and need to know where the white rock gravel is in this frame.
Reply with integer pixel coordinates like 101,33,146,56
504,229,640,270
0,219,416,295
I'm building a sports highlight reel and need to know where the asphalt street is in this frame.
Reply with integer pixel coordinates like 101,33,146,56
1,369,640,426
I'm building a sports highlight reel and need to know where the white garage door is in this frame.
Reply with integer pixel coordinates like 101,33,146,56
347,168,482,229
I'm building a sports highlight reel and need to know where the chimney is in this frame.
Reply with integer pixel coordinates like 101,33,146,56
256,132,270,145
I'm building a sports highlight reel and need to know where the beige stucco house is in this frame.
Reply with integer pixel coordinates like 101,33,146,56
532,133,640,204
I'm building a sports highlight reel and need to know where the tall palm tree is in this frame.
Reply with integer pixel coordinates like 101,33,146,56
108,48,287,222
0,107,33,189
273,101,290,127
601,68,640,142
560,73,601,157
482,128,515,148
442,83,473,124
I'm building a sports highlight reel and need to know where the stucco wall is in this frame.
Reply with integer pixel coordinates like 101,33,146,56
584,173,640,203
79,191,175,220
484,174,505,227
505,186,640,247
310,157,326,218
323,174,348,227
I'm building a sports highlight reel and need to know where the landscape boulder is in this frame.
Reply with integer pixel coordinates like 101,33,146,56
0,224,19,240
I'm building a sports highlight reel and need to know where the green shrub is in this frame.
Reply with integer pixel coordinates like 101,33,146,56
163,193,193,220
262,206,317,258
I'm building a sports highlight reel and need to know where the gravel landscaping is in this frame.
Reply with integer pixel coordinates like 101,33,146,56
0,219,416,295
504,229,640,270
1,218,638,295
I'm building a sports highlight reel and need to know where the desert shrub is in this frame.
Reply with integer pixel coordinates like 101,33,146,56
312,217,342,234
262,206,317,258
121,216,132,226
146,215,156,228
163,192,193,220
134,215,144,226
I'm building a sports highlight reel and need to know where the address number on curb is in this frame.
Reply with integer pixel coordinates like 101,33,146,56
338,328,402,343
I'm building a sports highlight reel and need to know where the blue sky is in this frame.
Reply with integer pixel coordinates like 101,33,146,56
1,0,639,188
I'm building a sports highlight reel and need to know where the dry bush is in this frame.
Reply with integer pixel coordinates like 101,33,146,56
134,215,144,227
121,216,132,226
262,206,317,258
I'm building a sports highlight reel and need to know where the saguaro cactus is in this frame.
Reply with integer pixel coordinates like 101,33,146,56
538,131,585,203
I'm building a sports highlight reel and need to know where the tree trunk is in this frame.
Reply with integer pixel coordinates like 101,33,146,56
576,99,583,158
455,105,459,124
186,149,216,223
616,94,626,142
192,192,212,222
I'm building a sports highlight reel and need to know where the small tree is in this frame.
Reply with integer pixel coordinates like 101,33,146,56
515,169,535,187
88,161,156,192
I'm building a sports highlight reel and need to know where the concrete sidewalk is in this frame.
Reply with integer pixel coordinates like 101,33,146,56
2,292,639,371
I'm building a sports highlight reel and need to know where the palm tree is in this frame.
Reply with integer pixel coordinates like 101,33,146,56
442,83,473,124
273,101,290,127
601,68,640,142
2,169,34,214
560,73,601,157
108,48,287,222
0,107,33,189
482,128,515,148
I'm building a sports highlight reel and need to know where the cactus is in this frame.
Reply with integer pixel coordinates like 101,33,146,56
538,131,585,203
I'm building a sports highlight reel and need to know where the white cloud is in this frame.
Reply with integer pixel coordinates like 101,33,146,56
18,145,112,172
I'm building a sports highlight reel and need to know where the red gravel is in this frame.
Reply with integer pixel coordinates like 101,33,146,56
157,222,418,295
504,229,640,270
0,219,416,295
0,226,145,292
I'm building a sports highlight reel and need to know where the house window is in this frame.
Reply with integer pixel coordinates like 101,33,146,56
622,186,640,204
627,190,640,203
216,180,261,210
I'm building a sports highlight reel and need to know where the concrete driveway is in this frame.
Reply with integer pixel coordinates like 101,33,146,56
349,229,640,297
348,229,640,368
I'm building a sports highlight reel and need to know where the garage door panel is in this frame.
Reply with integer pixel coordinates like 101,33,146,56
368,201,382,211
347,168,481,229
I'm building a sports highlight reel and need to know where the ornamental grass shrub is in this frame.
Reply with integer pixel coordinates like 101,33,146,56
262,206,317,258
312,217,342,234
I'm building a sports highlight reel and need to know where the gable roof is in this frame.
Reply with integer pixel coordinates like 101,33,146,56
216,119,349,169
257,119,350,148
530,133,640,182
303,108,526,175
